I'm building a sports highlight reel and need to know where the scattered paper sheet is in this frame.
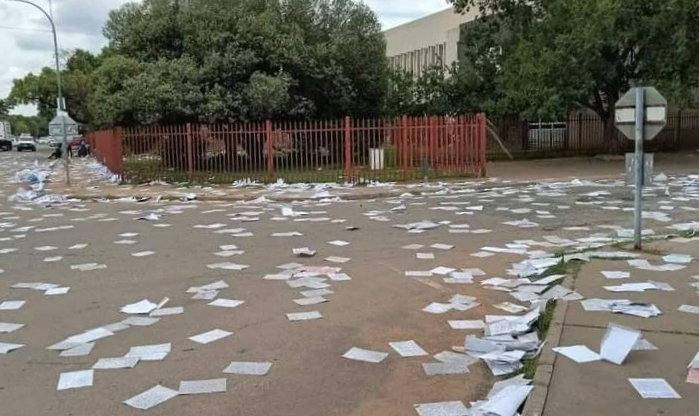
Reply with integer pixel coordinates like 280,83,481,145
121,299,158,315
325,256,350,264
178,379,227,395
449,320,485,330
342,347,389,363
189,329,233,345
125,343,171,361
208,299,245,308
124,385,179,410
600,324,641,365
59,343,95,357
628,378,681,399
57,370,94,391
286,311,323,321
389,341,428,357
150,306,184,317
478,385,534,416
93,357,140,370
414,401,468,416
678,304,699,314
552,345,602,363
0,342,24,354
328,240,350,247
223,361,273,375
0,301,26,311
602,271,630,279
0,322,25,333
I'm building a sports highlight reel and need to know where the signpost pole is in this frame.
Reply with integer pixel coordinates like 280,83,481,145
633,87,645,250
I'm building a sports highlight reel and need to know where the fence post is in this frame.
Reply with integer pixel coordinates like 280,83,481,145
477,113,487,177
114,127,124,177
401,115,409,181
674,110,682,151
266,120,274,182
186,123,194,181
344,116,353,181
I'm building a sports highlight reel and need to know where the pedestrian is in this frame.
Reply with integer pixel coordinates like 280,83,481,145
78,141,89,158
48,143,63,160
66,141,73,158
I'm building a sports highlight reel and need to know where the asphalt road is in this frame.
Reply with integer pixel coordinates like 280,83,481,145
1,149,698,416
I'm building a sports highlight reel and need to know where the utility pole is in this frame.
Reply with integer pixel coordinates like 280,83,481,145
7,0,71,185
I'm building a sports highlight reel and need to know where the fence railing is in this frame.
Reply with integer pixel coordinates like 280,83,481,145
88,115,487,184
488,111,699,159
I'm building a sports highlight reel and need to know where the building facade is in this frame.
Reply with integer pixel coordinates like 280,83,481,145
383,7,479,75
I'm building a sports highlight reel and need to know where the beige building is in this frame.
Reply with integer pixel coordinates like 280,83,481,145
383,7,479,74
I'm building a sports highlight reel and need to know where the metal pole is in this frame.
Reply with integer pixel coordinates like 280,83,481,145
7,0,69,185
633,87,645,250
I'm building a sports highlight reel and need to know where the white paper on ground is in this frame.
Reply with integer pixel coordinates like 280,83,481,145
223,361,273,375
479,385,534,416
45,287,70,296
131,251,155,257
389,340,428,357
600,323,642,365
417,253,435,260
342,347,389,363
0,342,24,354
122,316,160,326
552,345,602,363
179,379,227,395
602,271,630,279
189,329,233,345
448,320,485,330
59,342,95,357
121,299,158,315
57,370,94,391
431,243,455,250
628,378,681,399
286,311,323,321
0,322,25,333
414,401,468,416
93,357,140,369
124,385,179,410
0,301,26,311
293,296,327,306
325,256,350,264
125,343,171,361
678,304,699,314
208,299,245,308
150,306,184,316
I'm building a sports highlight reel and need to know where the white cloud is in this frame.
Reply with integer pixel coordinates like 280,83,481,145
1,0,452,116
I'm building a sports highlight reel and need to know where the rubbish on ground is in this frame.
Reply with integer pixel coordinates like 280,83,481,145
189,329,233,345
93,357,140,370
0,301,26,311
414,401,468,416
286,311,323,321
0,342,24,354
121,299,159,315
293,248,317,257
0,322,25,333
125,343,171,361
150,307,184,317
59,343,95,357
602,271,630,279
628,378,681,399
208,299,245,308
552,345,602,363
178,379,227,395
342,347,389,363
662,254,693,264
124,385,179,410
223,361,273,375
448,320,485,330
57,370,94,391
389,341,428,357
677,304,699,314
600,324,641,365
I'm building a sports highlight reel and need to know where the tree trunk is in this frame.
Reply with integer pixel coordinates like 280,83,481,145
601,114,619,154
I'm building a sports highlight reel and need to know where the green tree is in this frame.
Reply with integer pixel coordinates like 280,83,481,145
96,0,388,126
0,99,11,116
7,49,102,123
448,0,699,136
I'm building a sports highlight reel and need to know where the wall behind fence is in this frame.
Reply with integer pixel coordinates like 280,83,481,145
91,115,487,184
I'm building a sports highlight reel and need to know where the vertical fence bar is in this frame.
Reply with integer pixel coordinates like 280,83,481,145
266,120,274,182
344,116,352,181
401,116,408,181
185,123,193,181
114,126,123,177
477,113,487,177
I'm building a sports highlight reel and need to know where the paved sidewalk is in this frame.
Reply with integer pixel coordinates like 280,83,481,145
541,240,699,416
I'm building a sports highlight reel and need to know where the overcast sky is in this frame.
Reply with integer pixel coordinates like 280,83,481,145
0,0,451,116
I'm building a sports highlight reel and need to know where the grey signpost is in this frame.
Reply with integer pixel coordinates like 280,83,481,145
49,111,78,186
615,87,668,250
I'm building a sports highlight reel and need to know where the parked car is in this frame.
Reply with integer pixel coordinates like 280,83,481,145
37,136,51,145
48,139,59,148
16,137,36,152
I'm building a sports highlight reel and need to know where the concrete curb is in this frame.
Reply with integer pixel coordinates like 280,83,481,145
522,276,574,416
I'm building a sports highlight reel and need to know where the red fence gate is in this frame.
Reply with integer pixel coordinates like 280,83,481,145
89,114,487,184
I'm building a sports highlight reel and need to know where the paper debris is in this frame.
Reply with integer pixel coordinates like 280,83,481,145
59,343,95,357
189,329,233,345
328,240,350,247
552,345,602,363
44,256,63,263
293,297,327,306
179,379,227,395
342,347,389,363
0,322,25,333
93,357,140,370
293,248,317,257
678,304,699,314
57,370,94,391
223,361,273,375
124,385,179,410
325,256,350,264
448,320,485,330
417,253,435,260
602,271,630,279
122,316,160,326
286,311,323,321
0,342,24,354
600,323,641,365
0,301,26,311
208,299,245,308
150,307,184,317
131,251,155,257
389,341,428,357
628,378,681,399
207,262,249,271
121,299,158,315
477,385,534,416
414,401,468,416
70,263,107,271
431,243,454,251
125,343,171,361
663,254,692,264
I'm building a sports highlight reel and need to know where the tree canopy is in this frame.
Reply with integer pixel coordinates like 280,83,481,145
446,0,699,123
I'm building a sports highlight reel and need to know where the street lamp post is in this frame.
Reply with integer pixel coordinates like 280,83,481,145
7,0,70,185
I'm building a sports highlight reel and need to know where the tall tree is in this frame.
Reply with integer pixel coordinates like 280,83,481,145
447,0,699,137
0,99,11,116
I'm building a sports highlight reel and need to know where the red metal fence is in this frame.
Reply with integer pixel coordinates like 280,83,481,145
89,115,488,184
